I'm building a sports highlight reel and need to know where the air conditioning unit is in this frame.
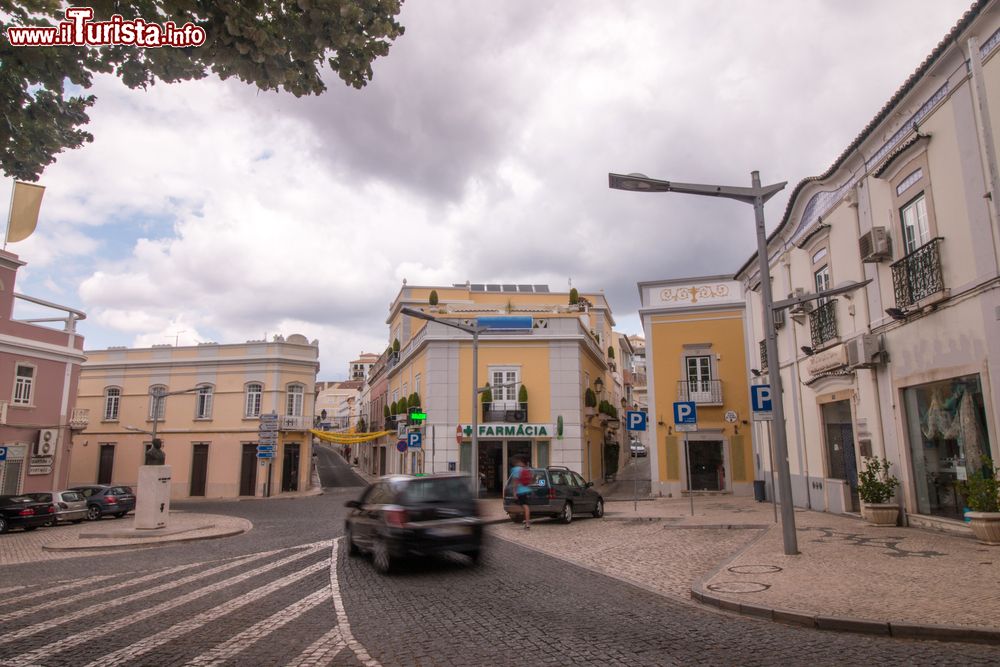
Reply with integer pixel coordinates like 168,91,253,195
846,334,882,369
772,308,786,328
788,288,814,315
859,227,891,262
36,429,58,456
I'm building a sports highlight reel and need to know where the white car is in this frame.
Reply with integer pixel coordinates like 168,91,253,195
27,490,88,525
629,442,647,457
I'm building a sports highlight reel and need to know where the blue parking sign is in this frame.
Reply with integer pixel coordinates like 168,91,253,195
751,384,773,421
0,446,6,462
408,431,422,449
673,402,697,432
626,410,647,432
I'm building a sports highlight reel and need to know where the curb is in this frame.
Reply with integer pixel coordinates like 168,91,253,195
41,526,250,552
689,524,1000,645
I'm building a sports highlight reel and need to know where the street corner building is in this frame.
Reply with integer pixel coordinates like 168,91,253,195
0,250,88,495
356,282,636,494
68,335,320,500
638,276,753,499
735,0,1000,533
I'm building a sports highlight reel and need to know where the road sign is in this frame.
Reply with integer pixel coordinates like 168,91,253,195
396,440,408,453
0,446,6,462
626,410,647,432
258,422,279,432
751,384,773,421
28,465,52,475
256,451,275,459
673,401,697,432
258,432,278,445
408,431,422,449
257,445,276,453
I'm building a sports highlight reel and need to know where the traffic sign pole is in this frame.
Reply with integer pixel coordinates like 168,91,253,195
685,434,694,517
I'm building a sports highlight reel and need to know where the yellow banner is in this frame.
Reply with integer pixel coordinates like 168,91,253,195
310,429,394,444
7,181,45,243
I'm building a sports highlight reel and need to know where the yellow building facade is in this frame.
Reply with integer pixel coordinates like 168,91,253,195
70,335,319,500
362,283,619,493
639,276,754,497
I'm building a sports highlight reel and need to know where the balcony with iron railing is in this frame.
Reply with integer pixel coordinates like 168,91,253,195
677,380,723,404
279,415,309,431
809,299,838,348
891,237,944,308
482,402,528,423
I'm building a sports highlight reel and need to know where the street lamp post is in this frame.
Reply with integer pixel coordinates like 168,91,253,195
129,386,202,461
401,307,486,496
609,170,800,555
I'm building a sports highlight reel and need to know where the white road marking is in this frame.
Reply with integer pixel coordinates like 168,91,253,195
89,559,330,667
0,574,118,609
185,587,332,666
286,627,345,667
7,542,331,664
327,540,380,666
0,561,197,622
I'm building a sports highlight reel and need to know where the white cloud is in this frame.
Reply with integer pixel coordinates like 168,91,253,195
3,0,974,377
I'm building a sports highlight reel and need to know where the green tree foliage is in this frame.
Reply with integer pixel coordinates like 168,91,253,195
428,290,438,306
392,338,400,353
481,383,492,404
607,346,615,359
584,387,597,408
408,392,420,408
382,404,390,418
1,0,405,180
517,384,527,403
568,288,579,305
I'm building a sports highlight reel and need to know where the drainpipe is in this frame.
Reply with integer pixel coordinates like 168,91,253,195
967,36,1000,269
783,259,811,509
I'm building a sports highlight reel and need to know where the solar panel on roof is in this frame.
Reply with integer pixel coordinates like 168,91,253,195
502,284,517,292
534,285,550,292
486,284,501,292
517,284,534,292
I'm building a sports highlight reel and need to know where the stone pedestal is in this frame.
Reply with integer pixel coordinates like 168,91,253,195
135,465,172,530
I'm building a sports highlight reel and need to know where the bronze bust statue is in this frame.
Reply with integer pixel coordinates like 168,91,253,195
145,439,165,465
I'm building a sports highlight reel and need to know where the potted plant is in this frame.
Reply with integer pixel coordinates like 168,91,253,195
429,290,439,306
858,457,900,526
392,338,400,355
958,458,1000,545
518,384,528,404
569,288,579,305
584,387,597,416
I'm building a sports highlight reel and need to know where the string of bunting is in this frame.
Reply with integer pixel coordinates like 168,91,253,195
310,429,395,444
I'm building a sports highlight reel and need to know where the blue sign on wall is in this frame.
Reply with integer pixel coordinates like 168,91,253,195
673,401,697,432
751,384,773,421
475,316,533,330
626,410,647,432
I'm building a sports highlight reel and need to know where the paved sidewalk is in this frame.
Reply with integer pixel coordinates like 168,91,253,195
0,512,251,565
484,495,1000,643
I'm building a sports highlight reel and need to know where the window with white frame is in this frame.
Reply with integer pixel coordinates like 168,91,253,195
901,193,931,255
490,367,520,407
814,264,831,306
148,385,167,420
245,383,262,417
12,364,34,405
286,384,304,417
103,387,121,421
196,385,214,419
686,355,712,400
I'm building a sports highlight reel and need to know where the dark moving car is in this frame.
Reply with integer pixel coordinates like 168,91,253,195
345,474,483,574
503,466,605,524
0,495,55,533
70,484,136,520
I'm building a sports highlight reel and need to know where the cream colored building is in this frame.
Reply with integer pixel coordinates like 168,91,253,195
69,335,319,499
315,380,362,431
737,2,1000,534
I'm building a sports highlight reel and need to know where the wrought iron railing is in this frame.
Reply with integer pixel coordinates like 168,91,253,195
759,341,767,372
677,380,723,404
809,299,838,348
891,237,944,307
69,408,89,430
483,402,528,423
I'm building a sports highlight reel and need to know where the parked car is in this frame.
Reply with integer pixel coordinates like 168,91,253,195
70,484,136,520
630,441,647,457
344,474,483,574
26,491,88,525
503,466,604,524
0,495,55,533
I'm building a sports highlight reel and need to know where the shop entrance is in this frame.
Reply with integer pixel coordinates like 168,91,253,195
478,441,503,497
687,440,724,491
282,443,300,492
822,400,858,511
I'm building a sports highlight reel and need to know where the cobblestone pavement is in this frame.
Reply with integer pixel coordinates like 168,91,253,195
2,490,998,665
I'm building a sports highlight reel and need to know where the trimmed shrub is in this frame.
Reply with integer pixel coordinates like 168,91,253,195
429,290,439,306
584,387,597,408
569,288,579,305
518,384,528,403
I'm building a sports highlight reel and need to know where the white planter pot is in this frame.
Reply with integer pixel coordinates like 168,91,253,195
861,502,899,527
965,511,1000,545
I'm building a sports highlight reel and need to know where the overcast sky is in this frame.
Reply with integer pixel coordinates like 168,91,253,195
2,0,974,379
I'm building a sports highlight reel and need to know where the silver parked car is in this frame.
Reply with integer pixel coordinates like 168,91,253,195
26,491,88,525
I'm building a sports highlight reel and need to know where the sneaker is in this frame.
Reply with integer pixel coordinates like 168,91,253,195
522,521,530,530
